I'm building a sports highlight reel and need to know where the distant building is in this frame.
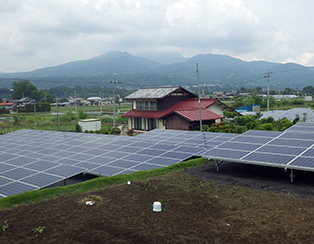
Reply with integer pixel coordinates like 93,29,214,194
235,105,260,113
78,119,101,132
0,100,14,110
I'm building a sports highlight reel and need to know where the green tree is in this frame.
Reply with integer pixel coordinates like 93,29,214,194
303,86,314,95
31,90,54,103
11,80,38,99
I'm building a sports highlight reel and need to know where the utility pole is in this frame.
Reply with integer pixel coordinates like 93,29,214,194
34,100,37,130
110,80,120,127
196,63,202,130
74,90,77,112
265,71,270,112
56,97,60,131
100,90,102,116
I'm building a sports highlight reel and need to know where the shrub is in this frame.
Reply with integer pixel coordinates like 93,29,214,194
78,110,89,119
60,111,77,122
116,117,128,123
127,129,134,136
101,117,113,123
96,128,109,134
223,111,238,118
201,125,209,132
260,123,274,131
0,108,9,114
75,123,81,132
110,127,121,135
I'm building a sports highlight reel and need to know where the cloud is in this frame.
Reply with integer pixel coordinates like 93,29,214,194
1,0,314,72
284,53,314,67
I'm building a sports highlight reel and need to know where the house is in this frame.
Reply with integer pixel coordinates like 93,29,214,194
122,86,238,131
15,97,34,109
0,100,15,110
216,92,224,98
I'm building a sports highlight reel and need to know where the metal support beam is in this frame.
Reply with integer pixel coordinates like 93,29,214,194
215,160,223,172
289,169,295,184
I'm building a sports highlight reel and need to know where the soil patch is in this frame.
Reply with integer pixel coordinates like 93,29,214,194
1,162,314,243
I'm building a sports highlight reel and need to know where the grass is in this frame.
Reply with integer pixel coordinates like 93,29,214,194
0,158,208,209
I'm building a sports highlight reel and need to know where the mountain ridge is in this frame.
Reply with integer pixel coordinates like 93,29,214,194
1,51,314,91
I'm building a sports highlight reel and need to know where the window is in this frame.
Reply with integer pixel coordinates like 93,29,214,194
135,100,157,111
147,118,157,130
133,118,142,130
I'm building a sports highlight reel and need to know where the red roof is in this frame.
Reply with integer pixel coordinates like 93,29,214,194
175,108,223,121
122,98,224,121
0,103,14,106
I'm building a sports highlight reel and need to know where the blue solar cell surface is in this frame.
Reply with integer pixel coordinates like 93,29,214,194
2,123,314,198
241,153,295,165
256,145,306,156
203,148,249,159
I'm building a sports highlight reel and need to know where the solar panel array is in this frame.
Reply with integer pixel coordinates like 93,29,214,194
1,122,314,197
0,129,211,197
203,122,314,171
243,108,314,123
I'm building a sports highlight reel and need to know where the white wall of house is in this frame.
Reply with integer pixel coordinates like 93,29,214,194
128,117,132,130
158,119,165,129
208,103,224,115
78,119,101,132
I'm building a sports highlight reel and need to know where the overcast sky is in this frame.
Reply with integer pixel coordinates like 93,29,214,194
1,0,314,73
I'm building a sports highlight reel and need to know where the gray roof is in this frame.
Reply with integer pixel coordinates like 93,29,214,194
124,86,182,99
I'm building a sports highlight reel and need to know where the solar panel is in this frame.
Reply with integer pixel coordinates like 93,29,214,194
0,182,37,198
0,163,15,172
159,151,193,160
92,165,125,176
22,173,63,188
268,139,314,148
144,157,180,166
107,159,139,168
219,142,261,151
256,145,306,156
131,163,164,171
229,136,272,144
136,148,166,156
25,161,60,171
88,156,113,164
203,148,249,159
172,146,205,154
300,149,314,157
122,154,152,162
102,151,130,159
44,165,86,178
241,152,295,165
289,157,314,167
279,132,314,140
243,130,282,138
0,168,37,180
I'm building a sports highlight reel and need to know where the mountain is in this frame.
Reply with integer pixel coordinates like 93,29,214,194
4,51,162,77
135,51,187,65
1,51,314,91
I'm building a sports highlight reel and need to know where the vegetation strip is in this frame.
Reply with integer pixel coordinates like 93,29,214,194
0,158,208,209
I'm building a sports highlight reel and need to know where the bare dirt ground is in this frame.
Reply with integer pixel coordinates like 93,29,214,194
1,161,314,243
183,161,314,198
